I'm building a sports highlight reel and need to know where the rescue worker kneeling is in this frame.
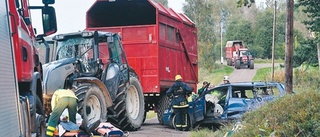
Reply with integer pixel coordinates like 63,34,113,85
46,89,78,137
166,75,192,131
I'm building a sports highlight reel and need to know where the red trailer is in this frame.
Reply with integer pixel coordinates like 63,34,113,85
86,0,198,123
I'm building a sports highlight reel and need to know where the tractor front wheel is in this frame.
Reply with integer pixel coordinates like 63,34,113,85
249,60,254,69
75,83,107,130
235,60,241,69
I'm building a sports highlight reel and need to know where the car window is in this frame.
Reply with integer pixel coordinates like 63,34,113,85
256,85,281,97
206,86,228,100
231,86,254,99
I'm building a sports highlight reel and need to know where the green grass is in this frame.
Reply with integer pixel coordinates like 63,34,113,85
252,67,274,81
198,64,234,87
146,111,157,119
254,58,284,64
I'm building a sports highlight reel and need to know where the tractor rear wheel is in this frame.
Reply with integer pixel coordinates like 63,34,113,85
157,94,170,124
109,73,144,131
250,60,254,69
75,83,107,130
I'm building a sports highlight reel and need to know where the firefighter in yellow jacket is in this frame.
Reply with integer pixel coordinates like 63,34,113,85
46,89,78,137
166,75,192,131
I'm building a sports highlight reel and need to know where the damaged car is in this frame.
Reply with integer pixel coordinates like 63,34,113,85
162,82,285,129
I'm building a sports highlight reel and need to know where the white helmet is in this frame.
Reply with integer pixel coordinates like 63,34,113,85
223,76,229,81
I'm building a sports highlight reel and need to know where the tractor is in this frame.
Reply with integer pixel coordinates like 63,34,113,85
234,48,254,69
225,40,254,69
41,31,145,131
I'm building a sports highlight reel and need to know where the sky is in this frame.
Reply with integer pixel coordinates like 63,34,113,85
30,0,186,35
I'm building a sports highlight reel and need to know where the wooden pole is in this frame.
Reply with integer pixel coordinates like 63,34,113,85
317,43,320,71
272,0,277,81
285,0,294,94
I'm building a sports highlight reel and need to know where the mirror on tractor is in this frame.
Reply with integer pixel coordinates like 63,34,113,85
42,6,57,36
107,36,114,44
107,36,114,48
42,0,55,4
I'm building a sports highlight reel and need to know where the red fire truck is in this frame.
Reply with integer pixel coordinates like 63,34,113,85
0,0,57,136
86,0,198,123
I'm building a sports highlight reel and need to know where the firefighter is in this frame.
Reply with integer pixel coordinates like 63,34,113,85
166,75,192,131
46,89,78,137
198,81,209,95
223,76,230,84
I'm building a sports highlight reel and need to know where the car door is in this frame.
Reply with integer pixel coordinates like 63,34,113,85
226,86,255,120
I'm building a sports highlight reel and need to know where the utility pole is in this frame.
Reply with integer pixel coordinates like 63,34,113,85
272,0,277,81
318,43,320,71
221,20,223,64
285,0,294,94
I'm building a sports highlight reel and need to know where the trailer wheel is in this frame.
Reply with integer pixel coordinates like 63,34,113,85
75,83,107,130
157,95,170,124
249,60,254,69
235,60,241,69
109,73,144,131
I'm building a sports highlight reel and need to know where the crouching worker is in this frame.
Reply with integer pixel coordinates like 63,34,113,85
167,75,192,131
46,89,78,137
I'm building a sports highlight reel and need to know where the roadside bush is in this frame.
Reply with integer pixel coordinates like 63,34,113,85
293,67,320,92
234,90,320,137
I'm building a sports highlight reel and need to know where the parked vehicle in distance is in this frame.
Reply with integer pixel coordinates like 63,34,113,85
225,40,254,69
162,82,285,129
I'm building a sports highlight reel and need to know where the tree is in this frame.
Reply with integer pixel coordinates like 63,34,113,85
296,0,320,70
183,0,217,69
253,9,286,59
237,0,255,7
293,39,318,67
225,17,254,45
152,0,168,8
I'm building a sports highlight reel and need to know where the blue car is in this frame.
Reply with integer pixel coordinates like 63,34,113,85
162,82,285,129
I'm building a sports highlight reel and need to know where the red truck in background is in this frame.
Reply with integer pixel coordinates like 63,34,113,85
86,0,198,124
1,0,57,136
225,40,254,69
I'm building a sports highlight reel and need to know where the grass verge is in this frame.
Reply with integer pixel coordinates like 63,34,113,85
254,58,284,64
198,64,234,86
146,111,157,119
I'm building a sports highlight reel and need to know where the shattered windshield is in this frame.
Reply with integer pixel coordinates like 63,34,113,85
56,37,93,60
56,37,95,73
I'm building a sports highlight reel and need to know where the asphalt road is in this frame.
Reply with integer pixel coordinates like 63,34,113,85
129,117,190,137
129,63,276,137
224,63,279,83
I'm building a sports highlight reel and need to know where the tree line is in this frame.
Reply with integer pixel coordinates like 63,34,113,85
153,0,319,69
